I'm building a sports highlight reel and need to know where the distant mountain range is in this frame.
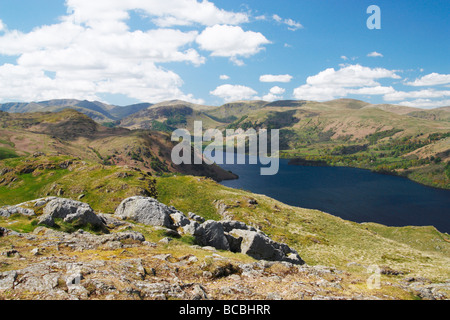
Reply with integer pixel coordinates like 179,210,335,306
0,99,153,123
0,97,449,188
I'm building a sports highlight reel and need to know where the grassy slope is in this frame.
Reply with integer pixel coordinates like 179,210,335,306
0,156,157,212
1,158,448,282
0,110,236,182
156,175,450,282
0,158,449,299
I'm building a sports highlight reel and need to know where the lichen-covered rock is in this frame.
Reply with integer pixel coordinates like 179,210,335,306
219,220,257,233
114,196,174,229
38,198,105,230
0,205,35,218
194,220,230,251
229,229,304,265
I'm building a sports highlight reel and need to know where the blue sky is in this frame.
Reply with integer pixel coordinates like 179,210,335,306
0,0,449,108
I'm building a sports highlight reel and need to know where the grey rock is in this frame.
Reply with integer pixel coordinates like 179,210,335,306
229,229,304,265
114,196,174,229
32,197,58,208
194,220,230,251
219,220,257,233
191,284,209,300
159,237,173,244
225,233,242,253
38,198,105,230
0,270,17,290
97,213,130,228
182,221,200,235
0,227,10,237
31,248,42,256
170,210,191,228
0,205,35,218
188,212,205,223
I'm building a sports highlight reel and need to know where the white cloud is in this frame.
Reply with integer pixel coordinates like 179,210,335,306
398,99,450,109
269,86,285,95
293,64,401,101
305,64,400,88
220,75,230,80
260,74,293,83
210,84,258,102
0,0,260,103
196,25,270,65
66,0,249,28
340,56,348,61
262,86,285,101
405,73,450,86
367,51,383,58
272,14,282,23
0,20,5,33
272,14,303,31
383,89,450,101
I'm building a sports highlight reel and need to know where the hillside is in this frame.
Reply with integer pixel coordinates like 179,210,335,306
120,98,450,189
0,110,236,182
1,98,449,189
0,169,449,300
0,99,151,123
0,104,449,301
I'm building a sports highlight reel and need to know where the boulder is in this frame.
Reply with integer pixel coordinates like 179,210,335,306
188,212,205,223
194,220,230,251
38,198,105,230
114,196,174,229
182,221,200,236
219,220,257,233
170,210,191,228
0,227,10,237
0,205,35,218
229,229,304,265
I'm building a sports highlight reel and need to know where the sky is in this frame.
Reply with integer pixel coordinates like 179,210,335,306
0,0,449,108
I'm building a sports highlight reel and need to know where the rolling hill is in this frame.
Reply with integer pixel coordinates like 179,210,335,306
0,109,237,182
1,98,449,188
120,98,450,189
0,99,152,123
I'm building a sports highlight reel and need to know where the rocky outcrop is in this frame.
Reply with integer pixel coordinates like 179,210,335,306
194,221,230,251
229,229,303,265
114,196,175,229
0,205,35,218
38,198,105,230
114,196,304,265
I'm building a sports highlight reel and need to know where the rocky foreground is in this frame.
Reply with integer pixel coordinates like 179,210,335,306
1,197,449,300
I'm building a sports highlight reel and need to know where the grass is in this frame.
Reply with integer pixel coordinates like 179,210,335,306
155,175,450,282
0,214,39,233
0,147,18,160
0,154,449,289
0,155,157,211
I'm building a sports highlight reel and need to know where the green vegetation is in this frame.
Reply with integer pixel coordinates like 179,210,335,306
367,129,403,145
0,155,157,212
153,175,450,282
150,120,175,133
0,147,19,160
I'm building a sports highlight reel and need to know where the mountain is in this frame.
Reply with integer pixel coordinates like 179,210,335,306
119,100,221,131
121,98,450,189
0,109,237,182
0,99,152,123
1,98,449,188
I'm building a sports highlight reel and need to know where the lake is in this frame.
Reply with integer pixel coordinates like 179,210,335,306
217,153,450,234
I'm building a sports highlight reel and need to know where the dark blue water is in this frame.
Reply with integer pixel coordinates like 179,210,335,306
217,153,450,233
